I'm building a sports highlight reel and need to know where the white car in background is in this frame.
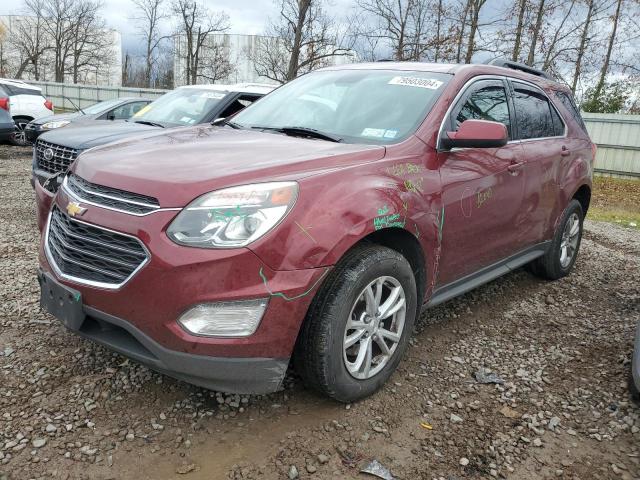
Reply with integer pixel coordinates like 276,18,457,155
0,78,54,146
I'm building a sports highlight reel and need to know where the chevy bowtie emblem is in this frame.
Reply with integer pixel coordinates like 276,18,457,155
66,201,87,217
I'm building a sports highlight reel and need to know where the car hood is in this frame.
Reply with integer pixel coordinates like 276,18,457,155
38,121,157,149
72,126,386,207
32,112,83,125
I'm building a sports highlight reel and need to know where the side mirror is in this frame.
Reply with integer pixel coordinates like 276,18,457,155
441,119,508,150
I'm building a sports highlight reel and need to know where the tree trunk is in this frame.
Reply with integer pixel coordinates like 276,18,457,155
593,0,623,99
464,0,481,63
434,0,443,62
512,0,527,62
286,0,310,81
456,0,472,63
571,0,594,92
526,0,545,66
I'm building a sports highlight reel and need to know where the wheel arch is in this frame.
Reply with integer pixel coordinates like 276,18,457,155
572,184,591,216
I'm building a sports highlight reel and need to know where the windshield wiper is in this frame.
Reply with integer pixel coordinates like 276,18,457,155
133,120,165,128
251,125,342,143
212,118,242,129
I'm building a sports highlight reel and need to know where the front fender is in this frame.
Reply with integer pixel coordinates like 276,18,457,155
249,147,443,294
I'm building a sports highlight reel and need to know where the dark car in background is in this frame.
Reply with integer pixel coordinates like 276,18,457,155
0,85,16,142
32,83,274,193
25,97,153,143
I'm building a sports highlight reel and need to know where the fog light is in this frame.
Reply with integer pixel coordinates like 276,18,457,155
178,299,268,337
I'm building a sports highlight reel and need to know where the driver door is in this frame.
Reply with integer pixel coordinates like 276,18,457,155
436,78,526,286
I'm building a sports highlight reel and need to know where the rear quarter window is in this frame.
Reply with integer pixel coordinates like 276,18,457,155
554,91,588,134
3,85,42,97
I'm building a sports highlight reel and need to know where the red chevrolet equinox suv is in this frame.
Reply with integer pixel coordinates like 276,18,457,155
37,60,595,402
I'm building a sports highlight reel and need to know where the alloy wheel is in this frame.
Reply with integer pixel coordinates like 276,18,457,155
11,120,28,146
343,276,406,380
560,212,580,268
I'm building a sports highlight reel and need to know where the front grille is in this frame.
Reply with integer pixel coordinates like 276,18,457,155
36,140,79,174
64,174,160,215
46,207,148,287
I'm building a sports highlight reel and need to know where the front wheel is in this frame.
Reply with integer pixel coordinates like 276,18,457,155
529,199,584,280
295,245,417,402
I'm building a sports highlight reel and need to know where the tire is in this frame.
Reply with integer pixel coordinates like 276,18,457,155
9,117,31,146
529,199,584,280
295,245,417,402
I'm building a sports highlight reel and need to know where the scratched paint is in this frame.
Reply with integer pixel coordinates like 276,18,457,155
294,221,316,243
476,187,493,208
403,178,424,194
386,162,425,177
259,267,329,301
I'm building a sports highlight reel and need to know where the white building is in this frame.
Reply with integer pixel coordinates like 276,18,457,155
0,15,122,86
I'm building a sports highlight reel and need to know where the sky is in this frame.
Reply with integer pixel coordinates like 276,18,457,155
2,0,354,54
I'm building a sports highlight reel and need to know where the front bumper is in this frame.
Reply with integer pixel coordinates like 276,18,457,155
38,189,329,393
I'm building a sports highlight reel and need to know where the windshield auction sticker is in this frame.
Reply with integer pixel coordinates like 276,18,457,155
388,77,443,90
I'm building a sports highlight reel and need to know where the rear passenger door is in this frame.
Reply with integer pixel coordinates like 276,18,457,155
509,80,566,245
437,78,526,285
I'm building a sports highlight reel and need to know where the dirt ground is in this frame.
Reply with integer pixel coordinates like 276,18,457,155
1,145,639,480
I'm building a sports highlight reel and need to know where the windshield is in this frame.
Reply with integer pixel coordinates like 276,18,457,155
83,98,123,115
233,69,451,144
132,88,228,127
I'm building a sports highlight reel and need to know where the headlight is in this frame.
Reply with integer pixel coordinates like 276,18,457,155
178,299,268,337
167,182,298,248
41,120,71,129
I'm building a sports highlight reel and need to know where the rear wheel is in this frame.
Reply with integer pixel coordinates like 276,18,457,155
296,245,417,402
9,117,31,146
529,199,583,280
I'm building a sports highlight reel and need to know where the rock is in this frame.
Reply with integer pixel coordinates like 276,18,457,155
288,465,299,479
533,438,542,447
176,463,196,474
499,406,521,419
548,417,561,430
450,414,464,423
125,433,134,441
45,424,56,433
32,438,46,448
317,454,329,464
460,457,469,466
306,464,317,473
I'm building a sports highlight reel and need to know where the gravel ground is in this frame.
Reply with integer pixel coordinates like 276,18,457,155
1,144,639,480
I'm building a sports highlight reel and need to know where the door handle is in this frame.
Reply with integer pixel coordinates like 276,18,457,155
561,146,571,157
507,161,525,173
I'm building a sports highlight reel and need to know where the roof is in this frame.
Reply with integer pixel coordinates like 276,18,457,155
0,78,41,91
177,83,277,95
317,62,568,90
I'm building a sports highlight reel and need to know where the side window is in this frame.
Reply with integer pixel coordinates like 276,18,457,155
512,86,555,139
219,94,260,118
555,91,588,134
454,85,511,139
109,102,147,120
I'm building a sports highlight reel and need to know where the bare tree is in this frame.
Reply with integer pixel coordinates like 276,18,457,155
591,0,623,99
251,0,353,84
196,41,234,83
131,0,169,87
67,1,113,83
12,0,50,79
525,0,546,65
172,0,229,85
463,0,488,63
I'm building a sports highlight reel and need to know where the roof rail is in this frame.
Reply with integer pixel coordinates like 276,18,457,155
483,58,554,81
